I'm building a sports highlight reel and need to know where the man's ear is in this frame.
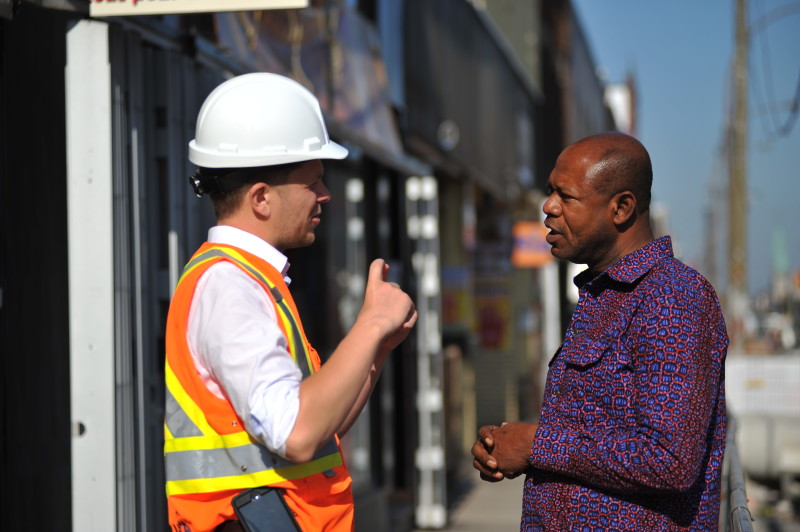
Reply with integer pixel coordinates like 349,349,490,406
611,191,637,225
248,182,271,219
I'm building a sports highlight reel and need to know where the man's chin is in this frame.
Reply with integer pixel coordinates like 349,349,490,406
284,235,316,251
302,233,317,248
549,246,576,263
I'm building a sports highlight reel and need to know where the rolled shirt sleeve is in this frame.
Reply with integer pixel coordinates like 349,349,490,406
187,261,302,457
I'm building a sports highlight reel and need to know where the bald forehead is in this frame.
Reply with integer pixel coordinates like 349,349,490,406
560,132,653,210
572,133,647,165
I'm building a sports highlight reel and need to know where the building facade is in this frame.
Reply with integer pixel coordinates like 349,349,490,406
0,1,616,530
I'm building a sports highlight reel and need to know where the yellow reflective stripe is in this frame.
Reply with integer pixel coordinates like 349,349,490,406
164,424,174,440
276,310,299,364
165,363,215,437
281,309,315,377
203,245,315,374
210,245,247,263
164,431,254,453
277,304,314,376
178,253,220,285
165,452,344,497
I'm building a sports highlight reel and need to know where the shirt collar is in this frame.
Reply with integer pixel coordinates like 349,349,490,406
207,225,292,284
574,235,674,288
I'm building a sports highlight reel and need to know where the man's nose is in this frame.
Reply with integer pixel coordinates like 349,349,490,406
317,182,332,203
542,194,559,216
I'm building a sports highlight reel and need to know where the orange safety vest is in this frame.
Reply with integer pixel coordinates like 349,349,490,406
164,243,354,532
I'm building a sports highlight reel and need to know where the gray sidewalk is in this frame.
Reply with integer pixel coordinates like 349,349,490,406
413,475,525,532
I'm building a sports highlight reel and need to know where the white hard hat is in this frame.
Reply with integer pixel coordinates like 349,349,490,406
188,72,348,168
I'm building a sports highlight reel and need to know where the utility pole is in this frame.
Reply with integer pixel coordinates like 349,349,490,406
728,0,748,353
704,186,718,290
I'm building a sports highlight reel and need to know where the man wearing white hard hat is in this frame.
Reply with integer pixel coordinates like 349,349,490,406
163,73,418,532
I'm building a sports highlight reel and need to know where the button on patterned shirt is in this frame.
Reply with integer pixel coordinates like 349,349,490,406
525,236,728,531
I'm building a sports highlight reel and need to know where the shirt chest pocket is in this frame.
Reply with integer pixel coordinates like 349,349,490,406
551,335,635,425
557,335,611,368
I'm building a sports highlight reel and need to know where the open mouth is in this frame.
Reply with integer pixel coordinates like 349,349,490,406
544,224,560,244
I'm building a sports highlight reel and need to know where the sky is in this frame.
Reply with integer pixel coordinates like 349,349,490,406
571,0,800,299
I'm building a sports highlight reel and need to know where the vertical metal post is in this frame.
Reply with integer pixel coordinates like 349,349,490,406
723,416,756,532
344,177,372,478
408,176,447,528
66,19,116,532
108,30,138,531
728,0,748,352
539,199,561,387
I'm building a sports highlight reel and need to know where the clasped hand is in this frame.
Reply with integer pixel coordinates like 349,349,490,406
471,421,538,482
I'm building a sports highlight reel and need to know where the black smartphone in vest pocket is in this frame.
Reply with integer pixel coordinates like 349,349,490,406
232,487,302,532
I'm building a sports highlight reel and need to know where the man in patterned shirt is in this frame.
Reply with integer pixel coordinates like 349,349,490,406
472,132,728,531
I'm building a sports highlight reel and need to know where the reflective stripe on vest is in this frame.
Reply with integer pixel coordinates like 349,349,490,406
180,247,314,377
164,245,342,497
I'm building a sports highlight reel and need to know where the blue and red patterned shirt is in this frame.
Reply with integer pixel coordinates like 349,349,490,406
525,236,728,531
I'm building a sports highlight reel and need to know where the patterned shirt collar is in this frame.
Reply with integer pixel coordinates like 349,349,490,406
574,235,674,288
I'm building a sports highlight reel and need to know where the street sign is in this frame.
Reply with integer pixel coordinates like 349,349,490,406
511,221,553,268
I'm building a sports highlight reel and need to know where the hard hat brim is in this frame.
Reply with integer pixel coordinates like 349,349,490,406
188,139,348,169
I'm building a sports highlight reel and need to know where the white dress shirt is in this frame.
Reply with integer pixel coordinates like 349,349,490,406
187,225,303,457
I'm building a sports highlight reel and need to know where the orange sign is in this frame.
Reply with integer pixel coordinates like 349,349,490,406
511,221,553,268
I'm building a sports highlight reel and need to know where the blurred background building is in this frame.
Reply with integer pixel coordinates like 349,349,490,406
2,0,796,530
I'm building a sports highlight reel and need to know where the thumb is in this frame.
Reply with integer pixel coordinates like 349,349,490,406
368,258,388,285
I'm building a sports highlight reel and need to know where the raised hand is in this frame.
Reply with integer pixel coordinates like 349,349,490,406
359,259,418,354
